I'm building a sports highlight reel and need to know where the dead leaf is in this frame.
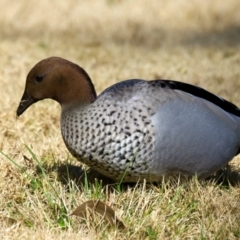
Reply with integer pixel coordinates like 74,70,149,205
71,200,125,229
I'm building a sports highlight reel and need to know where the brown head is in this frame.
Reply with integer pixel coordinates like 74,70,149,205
16,57,97,116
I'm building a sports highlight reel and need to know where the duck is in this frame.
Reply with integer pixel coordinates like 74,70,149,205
16,57,240,182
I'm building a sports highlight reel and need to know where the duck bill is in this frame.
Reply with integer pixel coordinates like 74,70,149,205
16,90,37,116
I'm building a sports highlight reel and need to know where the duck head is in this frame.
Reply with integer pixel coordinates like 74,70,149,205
17,57,97,116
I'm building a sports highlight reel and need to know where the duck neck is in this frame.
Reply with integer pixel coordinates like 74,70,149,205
61,100,92,114
54,63,97,106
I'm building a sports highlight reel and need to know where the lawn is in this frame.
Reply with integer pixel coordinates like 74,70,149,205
0,0,240,239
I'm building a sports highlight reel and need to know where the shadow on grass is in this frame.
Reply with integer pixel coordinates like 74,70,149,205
35,162,240,190
110,24,240,49
205,164,240,187
179,25,240,48
56,164,116,186
1,23,240,49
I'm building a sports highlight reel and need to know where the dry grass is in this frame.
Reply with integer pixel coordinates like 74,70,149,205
1,0,240,239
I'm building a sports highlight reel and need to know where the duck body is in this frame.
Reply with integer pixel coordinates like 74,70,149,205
61,79,240,182
17,57,240,182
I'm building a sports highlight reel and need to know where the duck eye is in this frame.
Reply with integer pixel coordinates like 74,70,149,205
35,75,44,82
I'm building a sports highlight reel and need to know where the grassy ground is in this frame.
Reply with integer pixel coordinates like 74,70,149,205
1,0,240,239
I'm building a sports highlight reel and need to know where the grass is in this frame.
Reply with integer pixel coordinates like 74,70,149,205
0,0,240,239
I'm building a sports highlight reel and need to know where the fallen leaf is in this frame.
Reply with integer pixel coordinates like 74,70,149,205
71,200,125,229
